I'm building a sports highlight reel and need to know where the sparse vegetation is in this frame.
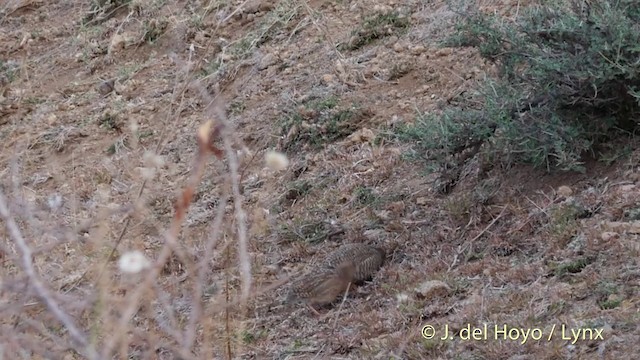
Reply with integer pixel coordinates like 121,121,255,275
343,11,411,50
278,96,368,152
0,59,18,84
2,0,639,358
353,185,378,206
277,218,332,244
552,256,594,278
548,201,588,243
400,0,640,175
142,18,168,43
230,0,301,59
98,111,119,131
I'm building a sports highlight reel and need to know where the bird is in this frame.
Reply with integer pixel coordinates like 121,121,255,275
285,262,356,314
321,243,386,283
285,243,386,314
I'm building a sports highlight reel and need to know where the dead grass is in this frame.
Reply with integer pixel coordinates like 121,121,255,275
0,0,639,359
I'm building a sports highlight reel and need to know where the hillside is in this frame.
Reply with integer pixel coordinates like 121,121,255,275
1,0,638,359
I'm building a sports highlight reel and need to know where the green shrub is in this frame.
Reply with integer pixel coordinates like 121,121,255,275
402,0,640,173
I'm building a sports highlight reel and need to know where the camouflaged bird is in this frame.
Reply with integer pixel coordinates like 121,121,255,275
285,243,385,313
321,243,385,283
286,262,356,308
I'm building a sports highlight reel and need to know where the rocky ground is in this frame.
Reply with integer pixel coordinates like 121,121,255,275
1,0,638,359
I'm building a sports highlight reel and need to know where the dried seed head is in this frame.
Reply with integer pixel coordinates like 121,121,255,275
197,120,213,144
265,150,289,171
118,250,151,274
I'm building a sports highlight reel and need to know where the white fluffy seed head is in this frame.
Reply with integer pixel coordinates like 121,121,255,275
47,193,63,211
396,292,410,305
139,167,156,180
264,150,289,171
118,250,151,274
143,151,165,168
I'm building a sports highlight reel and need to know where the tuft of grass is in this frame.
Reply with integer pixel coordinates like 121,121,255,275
240,328,266,344
278,96,368,152
106,137,127,155
117,62,144,80
281,180,313,205
551,256,594,277
230,0,300,59
229,100,246,115
98,112,120,132
353,186,378,206
595,281,622,310
0,60,19,84
548,201,589,244
342,11,411,51
142,18,168,44
83,0,133,25
277,219,330,244
599,298,622,310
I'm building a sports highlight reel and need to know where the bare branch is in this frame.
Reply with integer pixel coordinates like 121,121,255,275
183,190,230,349
223,134,252,303
0,191,99,360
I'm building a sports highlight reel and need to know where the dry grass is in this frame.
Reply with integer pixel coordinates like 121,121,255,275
0,0,639,359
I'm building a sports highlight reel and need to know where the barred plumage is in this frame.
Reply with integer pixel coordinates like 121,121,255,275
321,243,385,283
285,243,385,311
286,262,356,306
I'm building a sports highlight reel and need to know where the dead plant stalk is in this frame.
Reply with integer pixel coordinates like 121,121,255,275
0,191,99,360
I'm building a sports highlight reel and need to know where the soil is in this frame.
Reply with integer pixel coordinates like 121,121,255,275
1,0,638,359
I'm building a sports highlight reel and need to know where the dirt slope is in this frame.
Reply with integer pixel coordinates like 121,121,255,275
1,0,638,359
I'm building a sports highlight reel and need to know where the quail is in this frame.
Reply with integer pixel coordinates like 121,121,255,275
321,243,385,283
286,243,385,313
286,262,356,314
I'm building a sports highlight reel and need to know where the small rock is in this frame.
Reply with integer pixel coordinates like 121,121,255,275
620,184,636,192
321,73,336,85
362,228,388,241
347,127,375,143
557,185,573,197
393,42,404,52
97,79,115,95
258,53,277,70
410,45,426,55
109,34,127,54
374,210,391,221
263,264,280,276
605,220,640,234
387,201,405,214
435,48,452,57
244,0,273,14
415,280,451,300
600,232,619,241
194,31,208,44
624,170,640,182
416,197,428,205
